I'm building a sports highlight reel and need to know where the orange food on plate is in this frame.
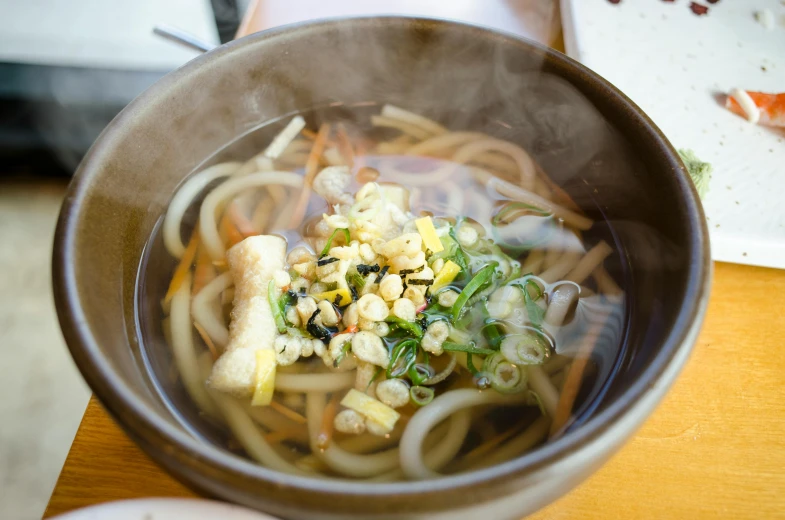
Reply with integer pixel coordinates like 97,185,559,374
725,90,785,128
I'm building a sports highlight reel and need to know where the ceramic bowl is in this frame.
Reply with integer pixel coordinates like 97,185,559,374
53,17,710,520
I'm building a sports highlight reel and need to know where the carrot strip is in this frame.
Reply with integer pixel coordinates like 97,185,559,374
264,427,304,444
461,422,525,463
288,123,331,228
227,201,257,237
336,123,355,168
220,211,245,249
192,246,216,296
193,321,219,360
301,128,318,140
163,231,199,305
269,400,308,425
302,126,337,146
549,317,610,437
336,324,359,335
316,393,340,450
534,165,583,213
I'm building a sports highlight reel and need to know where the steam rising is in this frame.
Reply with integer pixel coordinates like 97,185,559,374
68,19,689,404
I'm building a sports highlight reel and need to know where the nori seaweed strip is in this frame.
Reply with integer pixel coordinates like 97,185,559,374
306,308,336,342
399,265,425,277
357,263,381,275
334,293,344,306
408,279,434,286
317,257,339,266
375,265,390,283
350,285,359,301
417,316,429,331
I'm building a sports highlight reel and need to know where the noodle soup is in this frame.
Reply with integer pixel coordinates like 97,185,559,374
137,104,627,481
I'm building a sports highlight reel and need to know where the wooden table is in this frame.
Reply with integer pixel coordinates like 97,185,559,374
44,2,785,519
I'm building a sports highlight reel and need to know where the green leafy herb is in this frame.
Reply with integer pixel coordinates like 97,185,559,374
333,339,352,368
367,367,383,391
387,339,418,379
480,302,504,349
408,363,431,386
268,280,288,334
511,278,545,331
678,149,712,199
347,271,366,290
320,228,350,258
385,316,424,339
451,262,498,322
466,353,479,375
447,227,470,272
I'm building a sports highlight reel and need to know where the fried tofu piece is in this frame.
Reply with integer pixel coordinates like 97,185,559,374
208,235,286,396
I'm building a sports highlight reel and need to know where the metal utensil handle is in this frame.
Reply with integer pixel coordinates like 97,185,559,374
153,24,216,54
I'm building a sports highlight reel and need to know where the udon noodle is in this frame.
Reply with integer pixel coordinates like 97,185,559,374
151,104,626,481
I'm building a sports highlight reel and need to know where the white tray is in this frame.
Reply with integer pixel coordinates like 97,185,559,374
562,0,785,269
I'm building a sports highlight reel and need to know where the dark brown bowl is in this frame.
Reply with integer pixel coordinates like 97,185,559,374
53,17,710,520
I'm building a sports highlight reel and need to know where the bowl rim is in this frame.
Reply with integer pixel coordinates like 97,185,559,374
53,15,711,502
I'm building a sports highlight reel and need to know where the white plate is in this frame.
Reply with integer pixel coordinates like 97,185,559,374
562,0,785,269
51,498,280,520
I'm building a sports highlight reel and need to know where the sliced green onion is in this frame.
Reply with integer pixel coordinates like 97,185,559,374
480,300,504,349
408,363,432,386
333,340,352,368
442,341,496,356
320,228,350,257
417,307,451,327
490,202,553,253
506,260,522,282
523,281,545,331
385,316,424,339
510,277,545,331
410,386,435,406
450,262,498,322
491,202,547,226
268,280,287,334
500,332,550,365
465,281,499,309
387,339,418,379
287,327,313,339
484,352,528,394
347,270,366,290
466,353,479,375
422,354,457,385
367,367,384,390
447,227,470,272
